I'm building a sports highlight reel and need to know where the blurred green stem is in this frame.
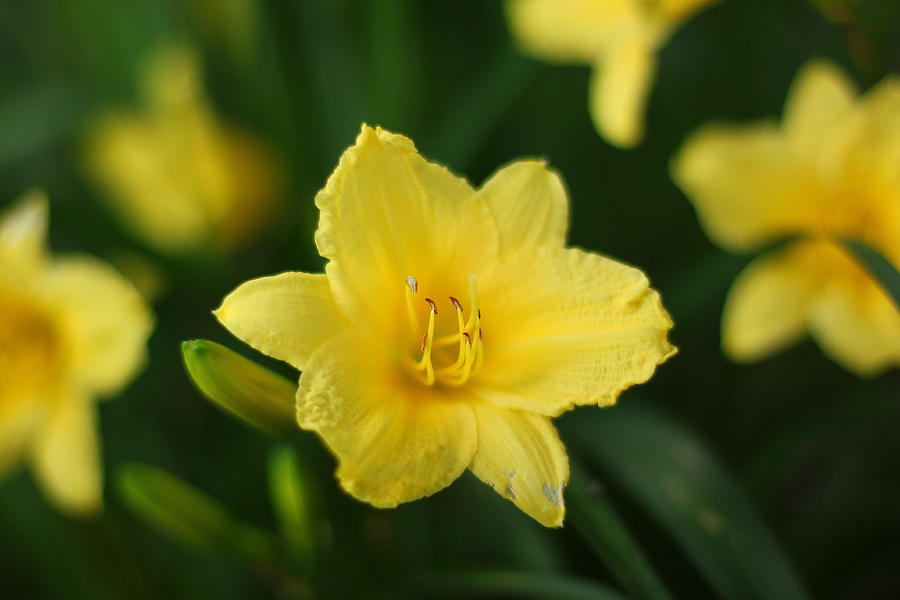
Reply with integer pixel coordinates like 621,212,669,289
268,446,316,572
568,462,672,600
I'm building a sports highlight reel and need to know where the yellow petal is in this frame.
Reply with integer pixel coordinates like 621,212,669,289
84,113,212,254
505,0,632,63
476,246,675,416
32,391,102,515
479,160,568,255
722,243,822,363
672,123,820,252
0,393,42,479
214,130,280,251
0,189,48,271
807,247,900,375
783,59,857,159
42,256,153,396
589,32,655,148
215,272,348,371
469,403,568,527
822,75,900,264
661,0,720,23
314,125,497,321
296,332,477,507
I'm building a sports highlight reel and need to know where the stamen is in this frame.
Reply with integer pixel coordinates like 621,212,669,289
472,330,484,375
405,277,420,331
464,275,480,331
415,300,436,385
407,276,485,387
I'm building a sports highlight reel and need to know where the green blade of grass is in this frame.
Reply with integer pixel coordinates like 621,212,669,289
562,402,809,600
567,462,672,600
842,239,900,311
117,463,275,562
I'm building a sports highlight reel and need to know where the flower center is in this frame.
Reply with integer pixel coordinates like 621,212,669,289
403,275,484,387
0,295,60,400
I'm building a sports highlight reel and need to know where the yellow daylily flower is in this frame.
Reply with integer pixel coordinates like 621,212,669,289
673,60,900,375
85,43,278,255
506,0,720,147
215,125,675,527
0,191,153,514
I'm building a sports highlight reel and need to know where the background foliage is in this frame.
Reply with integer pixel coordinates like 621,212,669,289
1,0,899,598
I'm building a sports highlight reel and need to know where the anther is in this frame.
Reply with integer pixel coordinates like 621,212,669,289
425,298,438,314
449,296,463,311
462,332,471,344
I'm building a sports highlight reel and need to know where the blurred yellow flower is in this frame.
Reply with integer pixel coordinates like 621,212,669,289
674,60,900,375
215,125,675,526
506,0,720,147
0,191,152,514
85,44,278,255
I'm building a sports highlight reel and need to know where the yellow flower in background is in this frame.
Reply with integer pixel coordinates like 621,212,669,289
0,191,152,514
215,125,675,527
85,44,278,255
506,0,720,147
674,61,900,375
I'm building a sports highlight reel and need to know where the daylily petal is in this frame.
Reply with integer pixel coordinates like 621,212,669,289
469,403,568,527
479,160,568,255
783,59,857,159
589,31,655,148
477,246,675,416
215,272,348,371
505,0,632,63
85,113,212,254
0,393,43,478
661,0,721,22
807,246,900,376
296,332,477,507
42,256,153,396
722,243,822,363
314,125,498,322
0,189,48,272
32,391,102,515
673,123,821,252
823,76,900,264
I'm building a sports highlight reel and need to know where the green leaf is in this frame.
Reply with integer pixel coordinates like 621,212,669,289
414,570,629,600
561,402,809,600
117,463,274,561
567,462,672,600
268,446,316,570
181,339,296,434
841,239,900,312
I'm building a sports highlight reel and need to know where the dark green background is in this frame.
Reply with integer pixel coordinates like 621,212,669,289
1,0,899,598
